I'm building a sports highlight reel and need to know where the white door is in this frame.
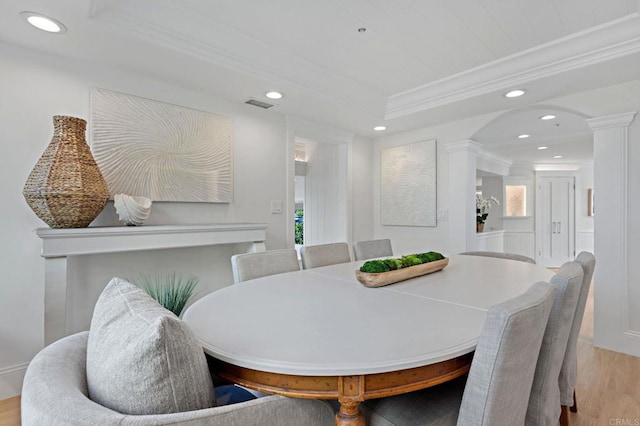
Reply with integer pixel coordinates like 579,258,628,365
536,177,575,267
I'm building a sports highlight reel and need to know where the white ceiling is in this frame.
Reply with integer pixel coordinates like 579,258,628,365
472,106,593,165
1,0,639,164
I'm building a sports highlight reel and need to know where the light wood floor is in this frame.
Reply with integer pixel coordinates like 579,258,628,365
1,286,639,425
0,396,19,426
568,286,640,425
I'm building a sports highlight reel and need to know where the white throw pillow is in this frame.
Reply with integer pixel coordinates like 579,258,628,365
86,277,215,415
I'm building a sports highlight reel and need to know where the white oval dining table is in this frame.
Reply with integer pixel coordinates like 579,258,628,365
183,254,554,425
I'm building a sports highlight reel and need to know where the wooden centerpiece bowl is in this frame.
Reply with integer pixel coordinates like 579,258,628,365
356,257,449,288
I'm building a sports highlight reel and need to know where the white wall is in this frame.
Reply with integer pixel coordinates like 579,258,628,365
576,166,595,253
500,172,536,257
373,114,499,256
351,136,374,245
0,43,374,398
474,231,505,252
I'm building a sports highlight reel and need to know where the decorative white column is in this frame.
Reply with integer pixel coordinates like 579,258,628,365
587,111,638,356
445,140,482,255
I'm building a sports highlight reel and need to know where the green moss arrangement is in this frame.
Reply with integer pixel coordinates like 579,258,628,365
130,272,199,316
360,251,445,274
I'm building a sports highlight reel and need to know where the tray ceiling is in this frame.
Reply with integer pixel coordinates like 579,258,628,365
0,0,639,152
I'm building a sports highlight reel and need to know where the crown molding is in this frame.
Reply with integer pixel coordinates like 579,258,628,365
286,116,354,145
478,150,513,168
444,139,482,154
477,150,512,176
386,13,640,119
443,140,512,175
586,111,637,130
512,159,593,170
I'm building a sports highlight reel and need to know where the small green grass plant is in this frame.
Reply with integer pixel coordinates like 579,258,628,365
131,272,199,316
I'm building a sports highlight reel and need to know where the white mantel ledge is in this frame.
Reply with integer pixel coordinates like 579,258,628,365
36,223,268,258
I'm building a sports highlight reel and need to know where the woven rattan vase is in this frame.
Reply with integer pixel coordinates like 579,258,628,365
23,116,109,228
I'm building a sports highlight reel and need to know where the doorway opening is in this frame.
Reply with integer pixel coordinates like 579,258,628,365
293,137,348,248
294,142,306,249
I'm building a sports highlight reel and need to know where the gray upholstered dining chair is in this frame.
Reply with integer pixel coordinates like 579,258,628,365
525,261,583,426
360,281,556,426
231,249,300,283
353,239,393,261
558,252,596,414
300,242,351,269
460,250,536,264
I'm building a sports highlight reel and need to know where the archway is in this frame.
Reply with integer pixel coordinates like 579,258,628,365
470,105,594,265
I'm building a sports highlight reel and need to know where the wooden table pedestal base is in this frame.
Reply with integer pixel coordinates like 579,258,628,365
336,401,365,426
208,352,473,426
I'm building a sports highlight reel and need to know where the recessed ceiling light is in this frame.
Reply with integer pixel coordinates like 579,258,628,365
540,114,556,120
20,11,67,33
265,91,283,100
518,134,530,139
504,89,526,98
537,146,548,150
373,126,387,131
553,155,563,159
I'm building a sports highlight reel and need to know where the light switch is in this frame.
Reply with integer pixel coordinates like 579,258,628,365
270,200,283,214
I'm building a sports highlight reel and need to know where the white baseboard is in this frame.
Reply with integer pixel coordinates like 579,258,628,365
0,362,28,400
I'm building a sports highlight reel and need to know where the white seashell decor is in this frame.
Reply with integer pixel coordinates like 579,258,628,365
114,194,152,226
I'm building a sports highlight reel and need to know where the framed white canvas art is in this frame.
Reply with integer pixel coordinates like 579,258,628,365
380,140,437,226
90,88,233,202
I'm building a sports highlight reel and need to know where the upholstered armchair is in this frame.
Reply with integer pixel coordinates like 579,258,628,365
22,277,334,426
22,332,334,425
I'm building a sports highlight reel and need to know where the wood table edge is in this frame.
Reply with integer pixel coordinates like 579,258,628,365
209,353,472,425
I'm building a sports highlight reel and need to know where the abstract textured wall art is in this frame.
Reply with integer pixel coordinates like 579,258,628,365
505,185,526,216
90,88,233,202
380,140,436,226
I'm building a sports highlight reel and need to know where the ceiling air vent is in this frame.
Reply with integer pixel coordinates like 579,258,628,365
245,98,274,109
